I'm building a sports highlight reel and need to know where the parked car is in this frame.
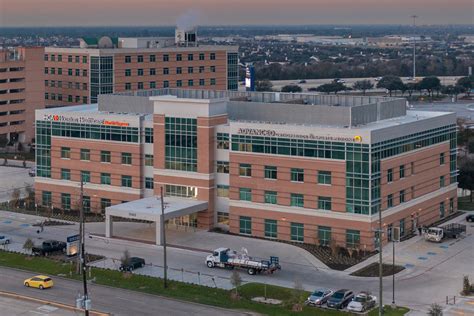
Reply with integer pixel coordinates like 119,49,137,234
28,167,36,177
347,292,377,312
0,235,11,245
335,79,346,83
327,289,354,309
466,214,474,222
306,288,333,306
119,257,145,272
298,80,307,84
374,77,383,81
24,275,54,290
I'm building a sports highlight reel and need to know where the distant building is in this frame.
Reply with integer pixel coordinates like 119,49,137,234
0,47,45,145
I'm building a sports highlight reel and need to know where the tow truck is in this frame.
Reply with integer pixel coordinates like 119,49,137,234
206,247,281,275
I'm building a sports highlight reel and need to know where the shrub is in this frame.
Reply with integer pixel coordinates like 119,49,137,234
462,275,471,295
428,303,443,316
23,238,35,254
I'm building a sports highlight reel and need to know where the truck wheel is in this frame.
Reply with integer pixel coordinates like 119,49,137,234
206,261,214,268
247,268,256,275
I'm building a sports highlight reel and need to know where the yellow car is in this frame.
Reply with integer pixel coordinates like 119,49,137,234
24,275,54,290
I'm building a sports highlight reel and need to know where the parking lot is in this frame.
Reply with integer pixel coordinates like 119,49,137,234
0,165,33,203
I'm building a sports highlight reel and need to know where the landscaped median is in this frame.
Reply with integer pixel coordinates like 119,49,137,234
0,250,409,316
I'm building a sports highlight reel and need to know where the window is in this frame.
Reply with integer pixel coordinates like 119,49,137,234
82,69,87,77
400,219,405,236
387,168,393,182
176,80,182,87
61,147,71,158
125,56,131,63
199,66,205,73
318,226,331,246
150,81,156,89
264,191,277,204
239,163,252,177
145,177,154,189
68,95,72,102
199,53,205,60
318,171,332,185
82,56,87,63
100,151,111,163
125,69,131,76
83,196,91,212
449,198,454,213
264,219,277,238
176,54,182,61
439,202,445,218
75,69,80,76
290,193,304,207
100,173,111,185
68,68,73,76
210,78,216,85
44,54,48,61
162,54,169,62
399,190,405,203
125,83,131,90
176,67,182,74
217,185,229,197
145,128,154,143
217,212,229,225
387,194,393,208
100,198,111,212
199,79,205,86
440,153,445,165
150,68,156,75
188,66,193,74
399,165,405,178
58,68,62,75
44,67,48,74
291,168,304,182
81,170,90,183
239,216,251,235
137,55,144,63
216,161,229,173
163,68,169,75
61,168,70,180
346,229,360,249
75,56,80,63
411,162,415,175
145,154,154,166
149,54,156,62
50,67,55,74
440,176,445,187
61,193,71,210
163,80,169,88
210,66,216,72
121,152,132,165
210,53,216,60
137,68,144,76
217,133,229,149
138,82,144,90
68,55,72,62
264,166,277,179
188,79,193,87
42,191,52,207
187,53,193,61
82,96,87,103
121,175,132,187
291,223,304,242
318,197,332,210
239,188,252,201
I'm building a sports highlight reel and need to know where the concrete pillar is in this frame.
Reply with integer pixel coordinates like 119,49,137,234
105,214,113,238
156,216,162,246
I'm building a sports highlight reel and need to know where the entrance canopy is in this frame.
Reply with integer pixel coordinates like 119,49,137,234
105,196,208,245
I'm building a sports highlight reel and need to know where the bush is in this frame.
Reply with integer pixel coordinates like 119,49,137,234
428,303,443,316
23,238,35,254
462,275,471,295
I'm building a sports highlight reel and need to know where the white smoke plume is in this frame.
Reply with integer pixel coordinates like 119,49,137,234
176,9,201,31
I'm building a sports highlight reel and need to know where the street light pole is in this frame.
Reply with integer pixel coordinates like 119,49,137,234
411,15,418,80
392,238,395,305
79,180,89,316
378,208,383,316
160,187,168,289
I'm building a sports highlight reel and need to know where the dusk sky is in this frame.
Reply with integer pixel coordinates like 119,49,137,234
0,0,472,27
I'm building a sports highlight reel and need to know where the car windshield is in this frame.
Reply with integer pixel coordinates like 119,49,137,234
355,296,367,302
333,292,344,299
43,278,52,282
311,291,324,297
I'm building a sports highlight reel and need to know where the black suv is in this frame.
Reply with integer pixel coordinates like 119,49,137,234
327,289,354,309
119,257,145,272
466,214,474,222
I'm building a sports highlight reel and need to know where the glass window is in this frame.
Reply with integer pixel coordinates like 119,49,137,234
264,219,277,238
187,54,193,61
121,175,132,187
210,53,216,60
149,55,156,62
163,80,169,88
163,54,169,62
439,202,445,218
137,55,144,63
264,166,277,179
290,193,304,207
83,196,91,212
176,54,182,61
239,216,251,235
177,80,182,87
125,69,131,76
68,55,72,62
239,163,252,177
100,173,111,185
121,152,132,165
75,56,80,63
199,79,205,86
101,151,111,163
150,68,156,75
145,128,154,143
399,165,405,178
440,176,445,187
163,68,169,75
188,67,193,74
440,153,445,165
210,78,216,85
399,190,405,203
346,229,360,249
400,219,405,236
216,161,229,173
42,191,52,207
199,66,205,73
145,177,154,189
125,56,131,63
188,79,193,87
318,171,331,184
138,82,144,90
217,133,229,149
217,212,229,225
125,83,131,90
210,66,216,72
165,117,197,171
217,185,229,197
199,53,205,60
61,168,70,180
387,168,393,182
81,170,90,183
166,185,197,198
150,81,156,89
239,188,252,201
61,193,71,211
82,56,87,63
80,148,91,161
100,198,111,212
318,226,331,246
291,168,304,182
61,147,70,158
291,222,304,242
264,191,277,204
145,154,154,166
387,194,393,208
318,197,332,210
176,67,182,74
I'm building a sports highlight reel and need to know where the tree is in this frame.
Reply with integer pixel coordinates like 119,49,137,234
376,76,404,96
353,80,374,95
288,279,306,311
427,303,443,316
405,83,417,98
419,76,441,98
457,76,473,97
230,270,242,296
255,80,273,92
24,184,35,211
315,82,346,95
458,157,474,202
281,84,302,93
10,188,21,208
121,249,130,266
462,275,471,295
23,238,35,254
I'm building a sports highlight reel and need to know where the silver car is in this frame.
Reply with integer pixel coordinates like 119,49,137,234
0,235,11,245
306,288,333,306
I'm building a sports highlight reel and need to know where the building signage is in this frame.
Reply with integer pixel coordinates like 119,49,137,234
237,128,362,143
245,65,255,91
42,114,130,127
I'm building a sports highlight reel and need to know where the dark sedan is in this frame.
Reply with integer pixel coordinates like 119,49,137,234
466,214,474,222
119,257,145,272
327,289,354,309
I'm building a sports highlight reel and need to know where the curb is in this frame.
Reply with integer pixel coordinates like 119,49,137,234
0,290,109,316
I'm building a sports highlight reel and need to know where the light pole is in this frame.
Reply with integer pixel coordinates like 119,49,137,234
79,180,90,316
411,15,418,80
392,227,400,306
160,187,168,289
377,208,383,316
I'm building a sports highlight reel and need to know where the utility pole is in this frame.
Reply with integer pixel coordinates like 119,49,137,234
160,187,168,289
411,15,418,80
377,208,384,316
79,180,90,316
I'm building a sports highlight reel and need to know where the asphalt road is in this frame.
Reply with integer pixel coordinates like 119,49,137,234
0,266,248,316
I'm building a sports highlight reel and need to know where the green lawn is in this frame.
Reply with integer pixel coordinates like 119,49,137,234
0,251,409,316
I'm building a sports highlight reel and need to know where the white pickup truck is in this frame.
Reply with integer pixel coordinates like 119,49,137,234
206,247,281,275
